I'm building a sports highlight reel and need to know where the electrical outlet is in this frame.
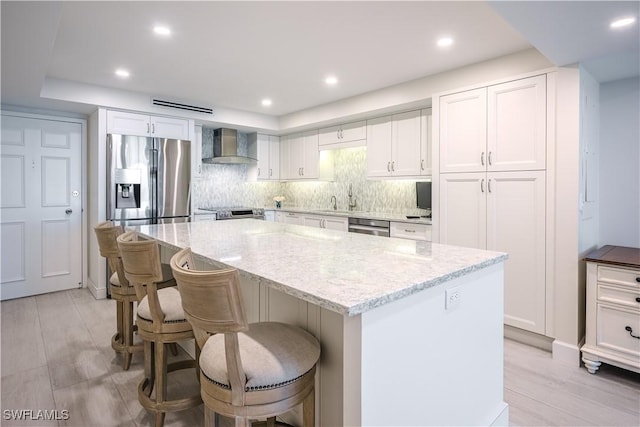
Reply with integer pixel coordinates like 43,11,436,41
445,287,461,311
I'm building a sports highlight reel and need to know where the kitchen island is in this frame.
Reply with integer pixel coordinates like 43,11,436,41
136,219,509,426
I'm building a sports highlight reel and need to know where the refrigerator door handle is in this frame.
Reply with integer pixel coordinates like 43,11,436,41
151,146,158,222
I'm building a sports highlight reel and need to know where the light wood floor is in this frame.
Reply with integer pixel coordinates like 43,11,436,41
1,288,639,426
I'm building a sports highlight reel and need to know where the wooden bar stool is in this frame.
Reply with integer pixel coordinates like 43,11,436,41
94,221,143,370
117,231,202,427
170,247,320,427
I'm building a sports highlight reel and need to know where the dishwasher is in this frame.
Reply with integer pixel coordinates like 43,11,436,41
348,217,390,237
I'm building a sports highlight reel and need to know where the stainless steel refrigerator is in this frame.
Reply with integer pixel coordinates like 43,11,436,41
107,134,191,226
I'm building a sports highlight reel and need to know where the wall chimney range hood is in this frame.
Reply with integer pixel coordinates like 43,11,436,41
202,128,257,164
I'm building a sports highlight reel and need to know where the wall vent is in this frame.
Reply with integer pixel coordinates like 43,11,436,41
151,98,213,115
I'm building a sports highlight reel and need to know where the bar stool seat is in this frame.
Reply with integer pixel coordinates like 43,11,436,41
117,231,202,427
170,247,320,427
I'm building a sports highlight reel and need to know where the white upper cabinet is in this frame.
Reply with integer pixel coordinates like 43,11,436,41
280,131,330,180
439,88,487,173
487,75,547,171
367,110,421,178
192,125,203,179
302,131,319,178
254,134,280,181
391,110,422,176
420,109,432,176
366,115,393,177
319,120,366,148
106,110,189,140
439,75,546,174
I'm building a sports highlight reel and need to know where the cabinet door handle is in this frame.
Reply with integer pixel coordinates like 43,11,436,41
636,277,640,283
635,297,640,303
301,167,304,176
387,162,391,172
147,123,150,134
481,152,485,166
421,159,425,170
480,179,485,192
269,168,272,177
625,326,640,339
404,229,416,233
487,178,492,193
391,161,395,171
488,151,492,166
257,167,261,176
152,123,155,134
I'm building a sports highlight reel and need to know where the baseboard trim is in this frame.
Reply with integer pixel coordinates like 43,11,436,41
490,403,510,426
504,325,553,351
552,338,582,367
88,279,107,300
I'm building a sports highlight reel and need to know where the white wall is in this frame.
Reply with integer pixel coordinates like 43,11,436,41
599,77,640,248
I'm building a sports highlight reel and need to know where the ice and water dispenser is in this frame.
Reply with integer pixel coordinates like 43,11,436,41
114,168,141,209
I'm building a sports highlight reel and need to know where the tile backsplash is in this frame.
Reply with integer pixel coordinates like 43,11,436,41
193,143,429,214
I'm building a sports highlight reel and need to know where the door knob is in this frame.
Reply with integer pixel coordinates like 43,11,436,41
65,208,72,215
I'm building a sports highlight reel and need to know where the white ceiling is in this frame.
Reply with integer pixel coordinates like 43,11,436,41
1,1,638,118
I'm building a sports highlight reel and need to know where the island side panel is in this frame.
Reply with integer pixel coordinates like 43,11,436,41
263,286,361,427
360,262,508,426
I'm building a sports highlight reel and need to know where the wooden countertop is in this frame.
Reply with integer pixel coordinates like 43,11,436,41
584,245,640,269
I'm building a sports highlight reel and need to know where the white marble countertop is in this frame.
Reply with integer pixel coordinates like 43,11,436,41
265,207,432,225
135,219,505,316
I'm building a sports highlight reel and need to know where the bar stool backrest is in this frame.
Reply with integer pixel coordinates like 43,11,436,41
117,231,165,320
94,221,129,287
170,247,248,347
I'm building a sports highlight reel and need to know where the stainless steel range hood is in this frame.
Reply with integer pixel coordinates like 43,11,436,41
202,128,257,164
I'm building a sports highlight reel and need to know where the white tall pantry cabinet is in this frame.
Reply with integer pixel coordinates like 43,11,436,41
436,74,548,335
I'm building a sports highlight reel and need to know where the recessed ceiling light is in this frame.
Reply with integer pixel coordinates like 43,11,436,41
115,69,130,78
610,16,636,29
153,25,171,36
261,99,272,107
325,76,338,86
437,37,454,48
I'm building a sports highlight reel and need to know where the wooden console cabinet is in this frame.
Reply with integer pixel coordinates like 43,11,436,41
581,246,640,374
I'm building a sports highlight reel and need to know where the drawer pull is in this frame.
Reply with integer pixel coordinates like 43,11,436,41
636,277,640,283
624,326,640,339
636,297,640,303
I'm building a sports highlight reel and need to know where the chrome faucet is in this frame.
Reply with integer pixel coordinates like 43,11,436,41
348,184,357,211
330,195,337,210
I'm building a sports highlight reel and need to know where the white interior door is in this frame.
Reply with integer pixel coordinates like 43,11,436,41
1,115,82,300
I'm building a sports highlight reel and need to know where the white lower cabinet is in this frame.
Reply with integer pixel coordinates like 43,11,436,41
439,170,546,334
390,222,431,241
304,214,348,232
281,211,304,225
582,250,640,374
